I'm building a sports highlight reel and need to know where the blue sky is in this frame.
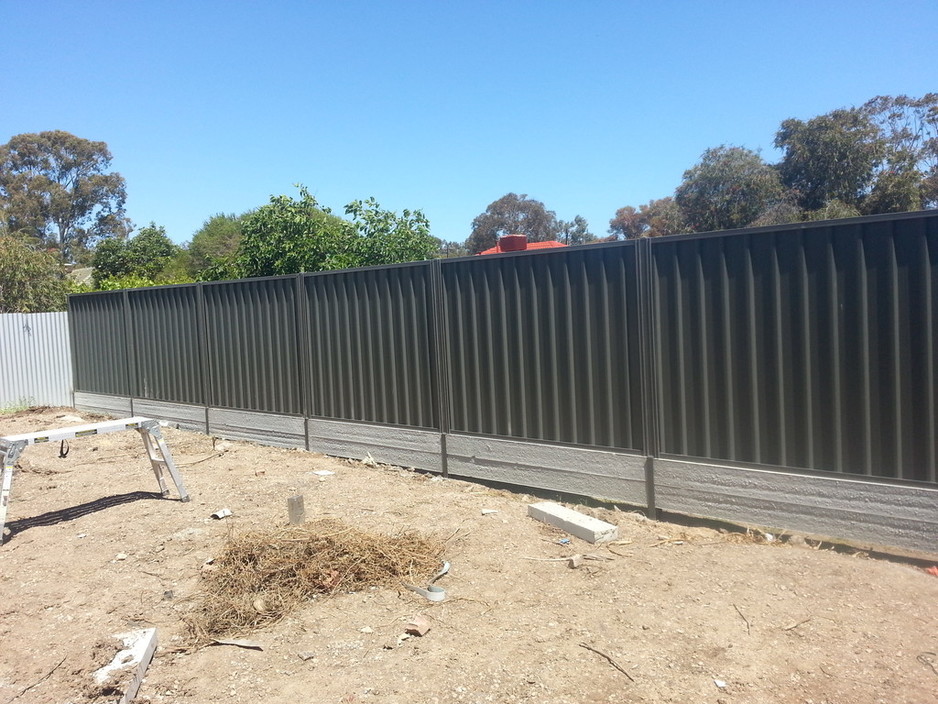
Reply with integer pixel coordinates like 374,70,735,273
2,1,936,245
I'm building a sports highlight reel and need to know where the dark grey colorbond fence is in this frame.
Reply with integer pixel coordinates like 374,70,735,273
70,211,938,492
652,215,937,482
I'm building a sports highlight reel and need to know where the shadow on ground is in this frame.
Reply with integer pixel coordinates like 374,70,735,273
2,491,169,541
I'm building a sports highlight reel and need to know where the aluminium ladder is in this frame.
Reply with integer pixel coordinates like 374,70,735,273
0,416,191,544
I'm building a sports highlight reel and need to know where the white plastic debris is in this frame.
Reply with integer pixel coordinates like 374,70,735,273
93,628,157,685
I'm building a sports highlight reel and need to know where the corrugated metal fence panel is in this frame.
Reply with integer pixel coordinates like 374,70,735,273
128,285,204,405
202,277,302,415
0,312,73,407
304,263,439,429
651,213,938,482
69,292,130,396
442,243,644,450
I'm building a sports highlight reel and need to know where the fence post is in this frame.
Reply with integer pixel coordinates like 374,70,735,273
429,259,451,477
294,273,314,449
195,282,212,433
66,299,79,407
121,289,139,415
636,237,660,517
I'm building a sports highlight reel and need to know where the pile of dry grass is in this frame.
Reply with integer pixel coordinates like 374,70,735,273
187,518,444,643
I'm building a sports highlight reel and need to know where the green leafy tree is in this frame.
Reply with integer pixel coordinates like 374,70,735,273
804,199,861,221
234,187,356,277
675,146,786,232
0,130,129,262
0,233,71,312
233,186,434,278
862,93,938,211
924,172,938,209
188,212,248,277
436,239,470,258
94,274,159,290
775,108,884,211
609,197,686,238
344,197,435,266
608,205,642,239
90,237,131,286
234,188,435,278
159,249,197,282
466,193,561,254
91,223,180,287
557,215,595,245
864,167,924,214
127,224,178,278
748,201,804,227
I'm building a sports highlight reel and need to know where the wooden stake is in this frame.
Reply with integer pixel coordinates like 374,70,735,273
288,495,305,525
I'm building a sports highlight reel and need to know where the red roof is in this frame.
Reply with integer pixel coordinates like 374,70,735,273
478,240,568,255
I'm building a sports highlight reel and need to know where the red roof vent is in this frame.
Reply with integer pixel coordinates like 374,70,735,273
498,234,529,251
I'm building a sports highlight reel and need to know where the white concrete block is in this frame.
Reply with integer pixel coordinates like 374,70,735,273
527,502,619,544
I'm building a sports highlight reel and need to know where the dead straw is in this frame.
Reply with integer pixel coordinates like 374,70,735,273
186,518,444,644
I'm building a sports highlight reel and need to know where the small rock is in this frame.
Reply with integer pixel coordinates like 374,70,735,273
297,651,315,661
76,533,87,539
170,527,205,541
405,616,431,637
163,590,174,600
714,679,728,689
568,555,583,569
787,534,808,548
360,626,374,634
115,553,128,561
384,632,411,649
56,414,84,423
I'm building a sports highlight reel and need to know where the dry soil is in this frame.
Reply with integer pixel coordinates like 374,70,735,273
1,407,937,704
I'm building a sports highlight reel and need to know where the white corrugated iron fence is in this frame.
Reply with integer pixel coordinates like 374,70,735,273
0,312,73,408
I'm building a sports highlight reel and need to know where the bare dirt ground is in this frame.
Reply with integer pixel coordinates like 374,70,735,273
1,407,937,704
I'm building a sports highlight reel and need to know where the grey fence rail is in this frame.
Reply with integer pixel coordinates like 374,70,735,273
68,210,938,554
